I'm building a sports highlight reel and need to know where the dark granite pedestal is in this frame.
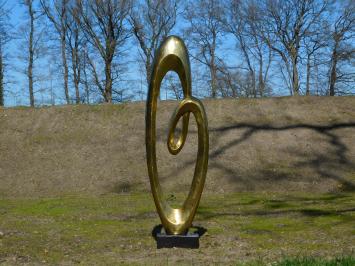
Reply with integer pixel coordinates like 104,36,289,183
152,225,207,249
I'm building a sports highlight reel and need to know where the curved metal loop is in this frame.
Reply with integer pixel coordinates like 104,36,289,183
168,98,204,156
146,36,209,235
167,113,189,155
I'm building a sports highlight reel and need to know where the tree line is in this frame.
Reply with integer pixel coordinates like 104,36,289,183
0,0,354,107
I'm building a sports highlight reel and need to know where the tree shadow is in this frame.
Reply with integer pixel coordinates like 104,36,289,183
162,121,355,191
196,194,355,221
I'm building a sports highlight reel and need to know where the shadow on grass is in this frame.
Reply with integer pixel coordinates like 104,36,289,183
161,121,355,191
197,195,355,221
211,122,355,191
197,207,355,220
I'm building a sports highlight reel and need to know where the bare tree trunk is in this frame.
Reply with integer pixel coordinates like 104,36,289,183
74,75,80,104
167,76,182,100
0,0,10,107
61,34,70,103
61,0,69,104
291,54,299,95
71,44,80,104
251,70,256,98
28,1,35,107
40,0,70,104
0,43,4,107
75,0,130,103
0,55,3,106
210,34,217,98
329,42,338,96
104,15,115,102
104,60,112,103
67,2,83,105
258,62,264,97
306,54,311,96
239,37,256,98
210,63,217,98
258,0,328,96
82,49,90,104
83,68,90,104
73,59,80,104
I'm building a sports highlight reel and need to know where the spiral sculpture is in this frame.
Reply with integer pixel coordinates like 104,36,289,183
146,36,209,235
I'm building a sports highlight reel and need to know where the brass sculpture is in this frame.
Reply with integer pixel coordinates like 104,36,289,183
146,36,209,235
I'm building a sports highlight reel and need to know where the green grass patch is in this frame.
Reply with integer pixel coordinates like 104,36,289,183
0,192,354,264
273,256,355,266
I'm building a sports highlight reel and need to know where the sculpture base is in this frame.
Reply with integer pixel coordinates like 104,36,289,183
156,231,199,249
152,225,206,249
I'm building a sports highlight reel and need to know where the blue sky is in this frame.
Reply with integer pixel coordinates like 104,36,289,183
6,2,33,106
3,1,248,107
3,1,296,107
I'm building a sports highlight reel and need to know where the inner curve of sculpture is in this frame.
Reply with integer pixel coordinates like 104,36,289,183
145,36,209,235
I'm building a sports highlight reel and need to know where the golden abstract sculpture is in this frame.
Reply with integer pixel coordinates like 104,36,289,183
146,36,209,235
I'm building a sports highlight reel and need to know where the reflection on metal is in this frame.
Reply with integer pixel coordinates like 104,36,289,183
146,36,209,235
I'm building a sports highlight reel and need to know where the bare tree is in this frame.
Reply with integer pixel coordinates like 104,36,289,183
19,0,46,107
0,0,12,106
75,0,131,103
303,28,327,95
223,0,273,98
22,0,36,107
80,44,91,103
327,0,355,96
184,0,224,98
26,0,35,106
67,1,84,104
259,0,327,95
0,40,4,106
167,74,183,99
216,64,241,98
130,0,178,86
40,0,71,104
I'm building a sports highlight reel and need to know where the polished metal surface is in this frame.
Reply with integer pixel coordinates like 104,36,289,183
146,36,209,235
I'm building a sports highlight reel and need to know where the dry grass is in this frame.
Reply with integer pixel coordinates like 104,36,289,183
0,96,354,198
0,96,354,264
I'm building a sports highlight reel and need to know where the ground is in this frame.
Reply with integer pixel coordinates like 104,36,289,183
0,96,354,264
1,96,355,197
0,192,354,264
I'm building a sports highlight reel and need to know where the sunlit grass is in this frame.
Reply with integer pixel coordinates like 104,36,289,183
0,192,353,264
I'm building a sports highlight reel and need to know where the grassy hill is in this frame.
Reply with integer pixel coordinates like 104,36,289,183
1,96,354,198
0,96,354,264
